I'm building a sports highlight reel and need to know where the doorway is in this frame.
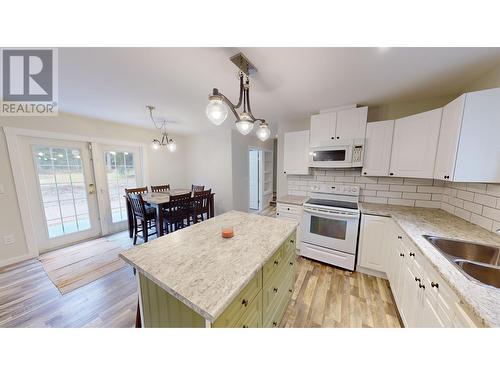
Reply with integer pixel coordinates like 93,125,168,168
249,148,261,211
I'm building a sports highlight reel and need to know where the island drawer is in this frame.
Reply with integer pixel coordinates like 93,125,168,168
213,269,262,328
235,291,263,328
263,232,296,284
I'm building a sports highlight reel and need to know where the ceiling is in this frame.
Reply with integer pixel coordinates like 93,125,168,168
59,47,500,136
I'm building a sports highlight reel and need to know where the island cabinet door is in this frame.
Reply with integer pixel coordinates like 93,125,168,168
212,270,262,328
234,291,263,328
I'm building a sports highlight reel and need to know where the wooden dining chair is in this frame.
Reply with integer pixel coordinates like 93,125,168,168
191,189,211,224
162,192,192,232
125,186,148,195
151,184,170,193
191,184,205,192
128,194,157,244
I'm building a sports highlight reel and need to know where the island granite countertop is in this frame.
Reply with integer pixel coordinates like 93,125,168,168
360,202,500,327
119,210,297,323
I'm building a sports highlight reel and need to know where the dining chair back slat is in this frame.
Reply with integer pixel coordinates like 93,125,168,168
192,189,211,223
125,186,148,195
151,184,170,193
191,184,205,192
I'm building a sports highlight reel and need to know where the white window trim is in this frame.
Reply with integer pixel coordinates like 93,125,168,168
2,126,150,261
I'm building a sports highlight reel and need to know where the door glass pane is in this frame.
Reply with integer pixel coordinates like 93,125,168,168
105,151,137,223
313,149,346,162
34,145,91,238
310,216,347,240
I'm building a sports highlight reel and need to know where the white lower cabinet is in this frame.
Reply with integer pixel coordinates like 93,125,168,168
276,202,302,250
359,213,481,327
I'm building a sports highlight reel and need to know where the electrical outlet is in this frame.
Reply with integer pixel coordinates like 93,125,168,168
3,234,15,245
0,184,4,194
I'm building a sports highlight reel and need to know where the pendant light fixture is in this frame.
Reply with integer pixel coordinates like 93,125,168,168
147,105,176,152
206,53,271,141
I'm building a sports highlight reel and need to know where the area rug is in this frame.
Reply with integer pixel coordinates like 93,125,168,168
38,237,129,295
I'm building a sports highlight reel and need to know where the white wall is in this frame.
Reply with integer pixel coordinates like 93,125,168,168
231,130,274,212
0,112,187,265
184,128,233,215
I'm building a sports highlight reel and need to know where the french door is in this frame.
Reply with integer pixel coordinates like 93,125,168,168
94,144,143,234
20,136,101,252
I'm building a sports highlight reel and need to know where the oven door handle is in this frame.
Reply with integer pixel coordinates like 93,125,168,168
304,207,359,219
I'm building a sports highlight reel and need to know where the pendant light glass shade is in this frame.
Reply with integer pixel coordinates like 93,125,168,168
167,140,177,152
151,139,161,150
256,122,271,141
206,97,228,125
235,112,254,135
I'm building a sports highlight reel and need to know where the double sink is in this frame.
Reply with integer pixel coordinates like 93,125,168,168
424,235,500,289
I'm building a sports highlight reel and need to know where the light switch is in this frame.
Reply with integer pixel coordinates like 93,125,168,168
3,234,15,245
0,184,4,194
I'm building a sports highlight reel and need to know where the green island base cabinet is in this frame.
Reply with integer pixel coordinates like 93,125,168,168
137,231,296,328
357,214,486,328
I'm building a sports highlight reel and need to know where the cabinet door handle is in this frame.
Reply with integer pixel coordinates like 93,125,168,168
397,235,402,240
414,277,421,282
274,260,279,266
399,253,404,257
242,298,249,307
336,137,339,139
330,137,334,139
431,282,439,288
284,171,286,174
409,252,415,257
419,283,425,289
389,172,394,176
276,213,280,216
290,239,294,244
289,288,293,293
242,325,248,328
289,261,294,266
287,207,290,210
272,321,278,327
273,287,278,293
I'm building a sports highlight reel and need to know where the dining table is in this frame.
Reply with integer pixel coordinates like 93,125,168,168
125,189,215,238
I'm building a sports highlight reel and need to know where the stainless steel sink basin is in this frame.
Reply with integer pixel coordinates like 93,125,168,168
454,260,500,289
423,235,500,288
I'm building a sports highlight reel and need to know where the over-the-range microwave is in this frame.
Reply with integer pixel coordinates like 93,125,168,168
309,140,364,168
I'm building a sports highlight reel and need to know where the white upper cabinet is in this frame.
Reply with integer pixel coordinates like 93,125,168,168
309,112,336,147
309,107,367,147
336,106,368,141
438,88,500,183
362,120,394,176
283,130,310,175
389,108,442,178
433,95,465,181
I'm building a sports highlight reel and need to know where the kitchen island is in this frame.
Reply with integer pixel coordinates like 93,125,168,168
120,211,297,328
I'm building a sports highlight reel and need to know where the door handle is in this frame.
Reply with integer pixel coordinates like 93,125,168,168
88,183,96,194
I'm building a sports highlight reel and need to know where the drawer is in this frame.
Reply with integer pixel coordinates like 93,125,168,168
263,251,295,320
235,291,263,328
277,203,302,216
213,269,262,328
263,246,284,284
276,211,301,221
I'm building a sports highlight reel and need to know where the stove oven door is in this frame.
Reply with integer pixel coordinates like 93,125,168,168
301,207,359,254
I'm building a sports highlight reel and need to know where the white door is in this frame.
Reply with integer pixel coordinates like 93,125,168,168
335,107,368,141
95,144,143,234
249,149,260,210
19,136,101,252
362,120,394,176
433,95,465,181
309,113,335,147
389,108,442,178
283,130,310,175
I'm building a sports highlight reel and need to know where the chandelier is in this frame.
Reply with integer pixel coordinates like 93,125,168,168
147,105,176,152
206,53,271,142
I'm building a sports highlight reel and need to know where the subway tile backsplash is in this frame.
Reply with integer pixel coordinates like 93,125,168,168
286,168,500,234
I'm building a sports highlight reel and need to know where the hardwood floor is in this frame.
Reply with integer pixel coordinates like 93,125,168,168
0,212,402,328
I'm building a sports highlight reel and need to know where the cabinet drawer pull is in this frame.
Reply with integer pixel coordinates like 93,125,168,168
363,172,367,175
289,288,293,293
414,277,421,282
409,252,415,257
274,260,279,266
399,253,404,257
242,325,248,328
287,207,290,210
431,282,439,288
273,287,278,293
397,235,402,240
290,239,294,244
272,321,278,327
289,261,294,266
242,298,249,307
389,172,394,176
419,283,425,289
